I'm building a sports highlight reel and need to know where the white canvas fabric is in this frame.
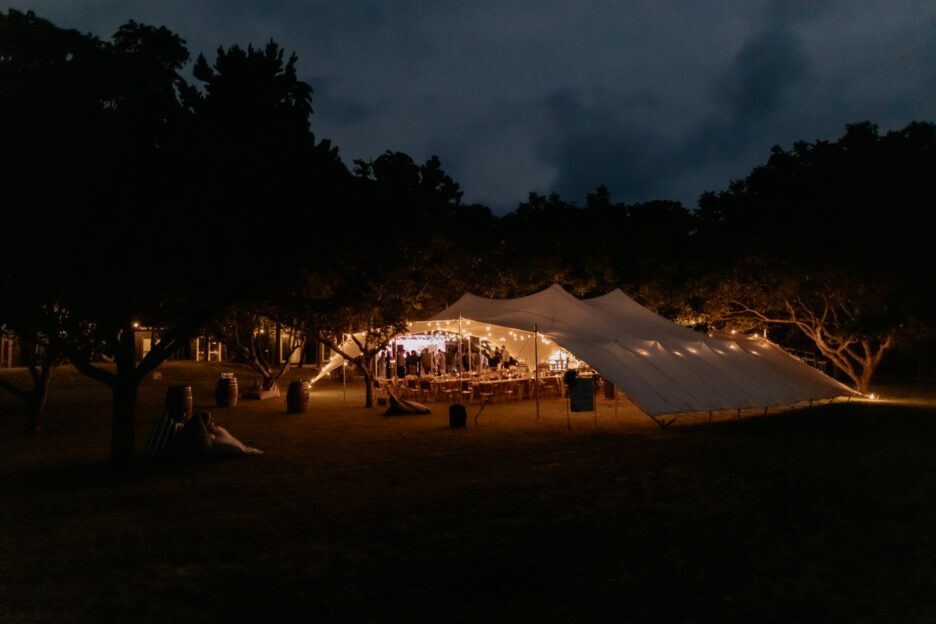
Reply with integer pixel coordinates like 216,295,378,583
427,284,853,416
314,284,853,416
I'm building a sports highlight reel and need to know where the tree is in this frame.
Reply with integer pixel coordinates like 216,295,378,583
0,12,345,463
212,305,305,393
693,121,936,392
705,270,900,393
303,152,489,407
0,323,62,433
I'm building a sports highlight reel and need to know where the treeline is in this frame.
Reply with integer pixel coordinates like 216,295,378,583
2,10,935,461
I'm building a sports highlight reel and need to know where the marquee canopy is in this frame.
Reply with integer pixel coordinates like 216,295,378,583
424,284,853,416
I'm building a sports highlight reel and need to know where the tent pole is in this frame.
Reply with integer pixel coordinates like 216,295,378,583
342,360,347,402
534,323,540,420
458,315,463,405
593,377,598,428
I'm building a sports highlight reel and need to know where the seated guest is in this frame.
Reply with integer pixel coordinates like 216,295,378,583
172,411,262,457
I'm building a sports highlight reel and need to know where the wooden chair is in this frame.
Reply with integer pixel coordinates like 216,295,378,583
418,378,436,403
478,381,495,403
499,380,519,402
403,377,419,401
461,379,475,404
439,379,459,403
537,377,559,399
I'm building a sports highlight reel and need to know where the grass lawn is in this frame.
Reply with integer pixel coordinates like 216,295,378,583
2,362,936,622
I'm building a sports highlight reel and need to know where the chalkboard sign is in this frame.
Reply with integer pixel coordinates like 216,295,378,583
570,375,595,412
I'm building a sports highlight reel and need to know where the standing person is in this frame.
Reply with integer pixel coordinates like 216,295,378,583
406,350,419,376
488,347,501,370
434,349,446,375
396,345,406,378
420,348,433,376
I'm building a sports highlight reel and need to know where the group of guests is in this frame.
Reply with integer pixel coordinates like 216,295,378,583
376,343,518,378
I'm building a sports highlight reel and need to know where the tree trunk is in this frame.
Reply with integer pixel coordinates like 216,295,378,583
261,374,277,392
23,362,53,434
857,368,874,395
111,378,137,464
355,356,375,408
275,321,282,365
111,328,139,465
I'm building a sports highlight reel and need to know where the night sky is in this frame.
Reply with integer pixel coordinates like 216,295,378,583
10,0,936,212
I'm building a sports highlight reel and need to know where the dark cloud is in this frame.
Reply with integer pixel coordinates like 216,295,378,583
534,89,670,202
6,0,936,212
718,25,810,124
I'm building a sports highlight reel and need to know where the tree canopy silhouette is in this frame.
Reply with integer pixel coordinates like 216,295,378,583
0,10,348,462
694,121,936,392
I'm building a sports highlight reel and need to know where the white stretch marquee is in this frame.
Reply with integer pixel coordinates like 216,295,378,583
314,284,854,416
426,284,853,416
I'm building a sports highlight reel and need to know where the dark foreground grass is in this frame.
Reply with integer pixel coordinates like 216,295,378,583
2,364,936,623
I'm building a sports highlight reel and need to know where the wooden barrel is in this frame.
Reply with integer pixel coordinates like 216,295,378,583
286,380,310,413
165,385,193,422
449,404,467,428
215,373,238,407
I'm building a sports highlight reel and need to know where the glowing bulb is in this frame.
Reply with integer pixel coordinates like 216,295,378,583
868,393,879,400
132,322,140,328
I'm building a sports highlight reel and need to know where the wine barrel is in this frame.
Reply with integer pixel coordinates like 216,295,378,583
286,380,310,413
165,385,193,422
215,373,238,407
449,404,467,428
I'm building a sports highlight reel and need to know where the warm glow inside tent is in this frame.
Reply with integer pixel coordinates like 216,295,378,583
315,284,854,417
